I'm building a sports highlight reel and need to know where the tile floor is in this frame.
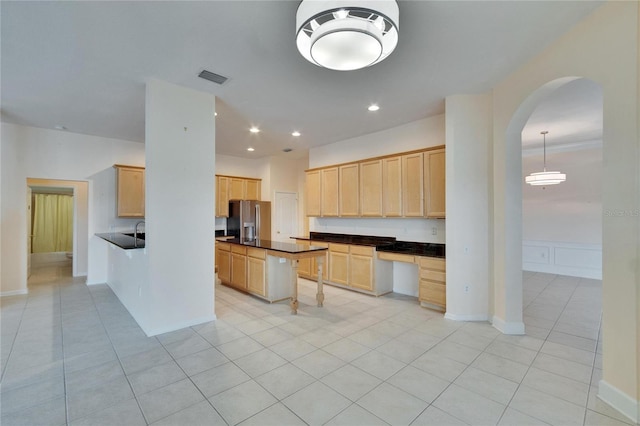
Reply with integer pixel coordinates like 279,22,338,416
0,265,634,426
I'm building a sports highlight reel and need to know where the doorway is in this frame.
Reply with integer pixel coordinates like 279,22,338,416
26,178,89,283
28,185,74,283
274,191,298,243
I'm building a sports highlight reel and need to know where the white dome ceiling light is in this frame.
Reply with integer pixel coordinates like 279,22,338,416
296,0,399,71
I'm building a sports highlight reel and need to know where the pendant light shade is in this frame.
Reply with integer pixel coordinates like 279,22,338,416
296,0,399,71
525,131,566,186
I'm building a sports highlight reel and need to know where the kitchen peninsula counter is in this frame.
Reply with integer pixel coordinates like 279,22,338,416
216,238,328,314
96,232,145,249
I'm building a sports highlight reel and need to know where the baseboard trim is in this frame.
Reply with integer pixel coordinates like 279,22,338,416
444,313,489,322
598,380,638,423
1,289,29,297
144,315,218,337
491,316,525,335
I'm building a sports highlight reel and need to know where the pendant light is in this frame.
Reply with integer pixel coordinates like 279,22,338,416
296,0,399,71
525,131,566,186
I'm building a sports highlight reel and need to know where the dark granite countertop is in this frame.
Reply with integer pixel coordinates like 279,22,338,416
293,232,445,258
294,232,396,247
96,233,145,250
376,241,445,258
223,238,328,255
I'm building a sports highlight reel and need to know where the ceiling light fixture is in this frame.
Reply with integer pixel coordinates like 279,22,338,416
368,104,380,112
296,0,399,71
525,131,566,187
292,131,301,137
247,147,255,152
249,127,260,133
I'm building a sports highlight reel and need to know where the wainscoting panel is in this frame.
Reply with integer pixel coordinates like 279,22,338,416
523,240,602,279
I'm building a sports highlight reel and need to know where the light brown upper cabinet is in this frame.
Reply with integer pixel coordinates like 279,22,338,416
424,148,446,218
114,165,145,218
216,176,229,217
339,164,359,217
304,145,444,219
245,179,261,201
215,175,261,217
321,167,339,217
402,152,424,217
360,159,383,217
229,177,245,200
382,156,402,217
305,170,321,217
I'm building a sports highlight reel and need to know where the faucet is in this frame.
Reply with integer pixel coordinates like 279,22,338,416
134,220,145,247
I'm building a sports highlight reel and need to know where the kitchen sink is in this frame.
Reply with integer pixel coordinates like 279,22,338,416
123,232,145,240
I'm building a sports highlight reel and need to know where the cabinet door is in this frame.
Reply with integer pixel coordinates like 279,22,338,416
297,258,312,277
424,149,446,218
360,159,383,217
382,156,402,217
231,253,247,289
247,257,266,296
116,167,145,218
321,168,339,217
305,170,321,217
402,153,424,217
217,249,231,283
216,176,229,217
419,280,446,308
245,179,261,201
229,178,246,200
349,252,373,291
339,164,359,217
328,244,349,285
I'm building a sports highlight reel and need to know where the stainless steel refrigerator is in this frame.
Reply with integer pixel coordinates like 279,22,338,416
227,200,271,241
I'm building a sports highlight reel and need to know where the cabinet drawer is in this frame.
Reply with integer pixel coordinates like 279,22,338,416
350,245,373,256
231,245,247,255
419,269,446,283
420,281,446,306
217,242,231,251
247,247,266,259
417,257,446,271
329,243,349,253
377,251,415,263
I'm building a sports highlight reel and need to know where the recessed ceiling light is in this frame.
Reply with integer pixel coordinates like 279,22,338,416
250,127,260,133
368,104,380,112
292,131,301,137
214,112,218,116
247,147,255,152
54,125,67,131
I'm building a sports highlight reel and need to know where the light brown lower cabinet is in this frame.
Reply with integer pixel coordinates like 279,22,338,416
247,247,266,296
297,240,391,296
216,242,293,302
216,242,231,283
230,245,247,290
418,257,446,310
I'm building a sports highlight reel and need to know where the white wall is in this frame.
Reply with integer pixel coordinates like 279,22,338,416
491,2,639,419
143,79,216,335
216,154,270,200
1,123,144,294
445,94,493,323
522,146,603,279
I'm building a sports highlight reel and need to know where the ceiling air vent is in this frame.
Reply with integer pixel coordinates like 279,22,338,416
283,148,293,153
198,70,228,85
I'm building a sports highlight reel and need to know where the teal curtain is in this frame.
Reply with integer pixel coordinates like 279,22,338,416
32,194,73,253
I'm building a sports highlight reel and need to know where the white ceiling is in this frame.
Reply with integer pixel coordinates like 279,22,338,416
1,1,604,159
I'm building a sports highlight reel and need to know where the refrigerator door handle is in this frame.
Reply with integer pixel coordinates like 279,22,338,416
255,204,260,239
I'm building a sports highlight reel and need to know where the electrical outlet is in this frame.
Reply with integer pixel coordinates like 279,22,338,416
431,227,437,236
464,285,469,293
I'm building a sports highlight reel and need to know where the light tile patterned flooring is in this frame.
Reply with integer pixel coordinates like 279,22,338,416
0,265,634,425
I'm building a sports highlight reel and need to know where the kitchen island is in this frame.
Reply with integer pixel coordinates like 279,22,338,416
216,238,328,314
